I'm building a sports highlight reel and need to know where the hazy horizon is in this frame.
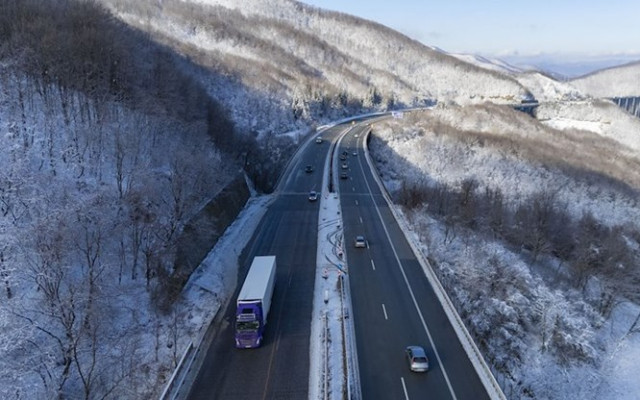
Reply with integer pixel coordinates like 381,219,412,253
301,0,640,76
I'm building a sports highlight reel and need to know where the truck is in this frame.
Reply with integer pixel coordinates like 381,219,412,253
234,255,277,348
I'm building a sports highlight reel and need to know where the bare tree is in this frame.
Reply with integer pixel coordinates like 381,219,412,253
0,249,12,299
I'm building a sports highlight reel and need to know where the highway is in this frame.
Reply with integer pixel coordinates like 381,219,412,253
339,124,490,400
186,125,342,399
185,119,494,399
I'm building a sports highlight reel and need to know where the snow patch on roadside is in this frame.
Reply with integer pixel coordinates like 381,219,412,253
180,195,274,338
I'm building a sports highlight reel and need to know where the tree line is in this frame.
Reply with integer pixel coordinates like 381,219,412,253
395,177,639,304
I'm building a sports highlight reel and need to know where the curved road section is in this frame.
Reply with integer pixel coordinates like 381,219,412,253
186,125,343,399
339,123,491,400
186,119,496,400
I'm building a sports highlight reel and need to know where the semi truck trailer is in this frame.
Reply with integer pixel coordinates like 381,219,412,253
234,255,276,348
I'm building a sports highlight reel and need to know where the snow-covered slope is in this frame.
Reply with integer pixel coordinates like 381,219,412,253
447,52,585,102
571,61,640,97
537,100,640,154
514,72,583,102
369,106,640,399
100,0,531,106
448,52,525,75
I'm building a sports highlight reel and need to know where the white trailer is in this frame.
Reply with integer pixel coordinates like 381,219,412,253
235,256,277,348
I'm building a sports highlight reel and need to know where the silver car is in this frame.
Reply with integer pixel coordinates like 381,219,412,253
405,346,429,372
354,235,366,248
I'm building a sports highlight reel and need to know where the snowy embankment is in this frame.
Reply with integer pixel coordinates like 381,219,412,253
162,130,352,400
367,107,640,399
180,194,273,343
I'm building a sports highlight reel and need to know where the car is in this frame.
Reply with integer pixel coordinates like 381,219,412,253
341,163,348,169
405,346,429,372
340,172,348,180
340,154,347,161
305,165,314,173
315,137,323,144
354,235,366,248
354,134,359,138
352,151,357,156
308,191,318,201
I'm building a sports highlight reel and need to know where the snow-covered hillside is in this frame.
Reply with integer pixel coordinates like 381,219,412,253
100,0,531,108
571,61,640,98
368,106,640,399
513,72,583,102
0,2,245,398
2,0,640,399
537,100,640,155
447,52,584,102
449,52,525,75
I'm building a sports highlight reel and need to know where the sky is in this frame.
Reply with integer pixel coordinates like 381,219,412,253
301,0,640,75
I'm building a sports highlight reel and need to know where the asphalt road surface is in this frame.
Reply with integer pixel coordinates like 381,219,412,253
186,119,492,400
339,124,491,400
186,124,344,399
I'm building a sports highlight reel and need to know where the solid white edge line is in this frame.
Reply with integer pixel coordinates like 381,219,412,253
362,122,506,400
357,146,458,400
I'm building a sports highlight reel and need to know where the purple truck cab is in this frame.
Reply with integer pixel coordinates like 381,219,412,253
235,256,276,349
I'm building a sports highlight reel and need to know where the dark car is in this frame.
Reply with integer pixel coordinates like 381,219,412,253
305,165,314,173
340,172,348,180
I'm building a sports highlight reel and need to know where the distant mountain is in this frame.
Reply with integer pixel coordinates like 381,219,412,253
447,52,525,75
497,53,640,79
570,61,640,98
100,0,531,114
445,52,583,102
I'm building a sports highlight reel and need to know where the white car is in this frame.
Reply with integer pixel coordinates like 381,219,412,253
315,137,323,144
354,236,366,248
308,191,318,201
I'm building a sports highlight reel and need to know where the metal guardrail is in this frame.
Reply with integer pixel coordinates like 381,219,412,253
159,342,194,400
159,125,327,400
362,126,507,400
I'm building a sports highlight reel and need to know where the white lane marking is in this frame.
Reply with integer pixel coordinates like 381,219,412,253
359,216,363,224
371,260,376,271
382,304,388,320
355,200,359,206
401,377,409,400
359,158,458,400
352,187,356,192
